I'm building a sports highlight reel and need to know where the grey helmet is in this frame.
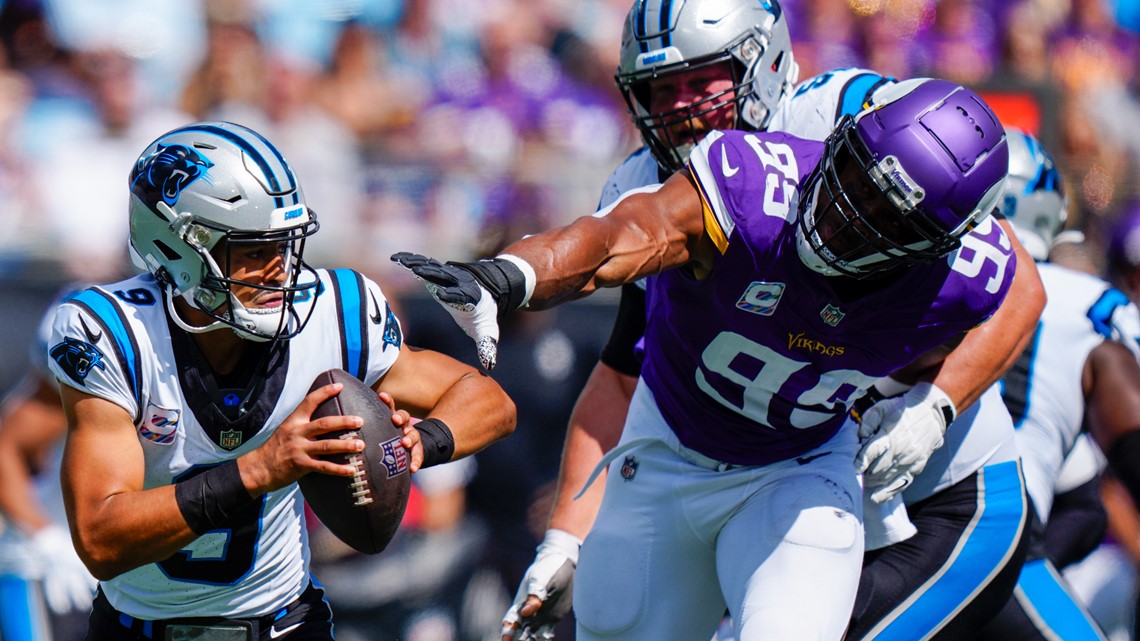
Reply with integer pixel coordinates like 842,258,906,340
616,0,798,173
128,121,320,342
999,127,1067,261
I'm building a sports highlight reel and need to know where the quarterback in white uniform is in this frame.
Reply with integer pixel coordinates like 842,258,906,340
47,122,515,640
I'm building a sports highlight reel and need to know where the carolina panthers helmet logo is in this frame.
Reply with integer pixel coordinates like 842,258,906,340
50,338,107,386
130,143,214,208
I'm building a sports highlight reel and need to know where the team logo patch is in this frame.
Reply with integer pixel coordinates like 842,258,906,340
139,403,180,445
49,338,106,386
383,302,402,350
736,281,785,316
130,143,213,208
379,437,409,478
219,429,243,450
820,304,846,327
621,455,639,481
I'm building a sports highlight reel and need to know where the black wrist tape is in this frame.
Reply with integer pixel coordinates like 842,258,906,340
415,418,456,468
1107,430,1140,507
175,460,255,535
448,258,527,316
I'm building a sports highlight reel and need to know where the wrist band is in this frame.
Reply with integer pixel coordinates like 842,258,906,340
175,460,255,535
415,418,456,468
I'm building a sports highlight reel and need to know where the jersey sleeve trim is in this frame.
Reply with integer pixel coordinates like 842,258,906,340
692,169,730,255
835,72,891,122
328,268,370,381
69,289,143,422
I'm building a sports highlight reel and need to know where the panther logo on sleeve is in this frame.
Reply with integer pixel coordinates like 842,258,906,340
50,337,107,385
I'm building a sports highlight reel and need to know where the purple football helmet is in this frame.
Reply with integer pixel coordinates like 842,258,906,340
797,78,1009,278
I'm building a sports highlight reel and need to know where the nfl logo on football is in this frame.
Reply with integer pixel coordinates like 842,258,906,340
380,437,409,478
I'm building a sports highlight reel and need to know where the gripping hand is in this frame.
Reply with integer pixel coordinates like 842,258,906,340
392,252,532,369
501,529,581,641
854,382,956,504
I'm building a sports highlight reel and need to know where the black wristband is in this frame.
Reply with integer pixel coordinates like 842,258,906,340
415,418,456,468
1107,430,1140,507
448,258,527,317
175,460,256,535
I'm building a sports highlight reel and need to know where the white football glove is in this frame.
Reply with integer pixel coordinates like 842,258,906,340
501,529,581,641
854,382,956,504
31,524,96,615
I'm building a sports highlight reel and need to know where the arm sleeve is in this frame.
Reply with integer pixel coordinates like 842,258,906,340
599,284,647,377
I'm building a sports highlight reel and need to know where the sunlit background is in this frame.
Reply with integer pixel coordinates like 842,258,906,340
2,1,1140,639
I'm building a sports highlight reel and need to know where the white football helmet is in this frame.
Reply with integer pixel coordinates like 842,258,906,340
616,0,798,172
128,121,320,342
999,127,1067,261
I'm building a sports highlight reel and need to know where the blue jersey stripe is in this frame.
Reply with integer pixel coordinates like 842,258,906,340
0,575,51,640
330,269,366,380
1087,287,1131,339
71,289,142,419
1015,560,1108,640
868,461,1026,641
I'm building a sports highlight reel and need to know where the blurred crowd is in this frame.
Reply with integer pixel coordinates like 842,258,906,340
3,0,1140,640
0,0,1136,284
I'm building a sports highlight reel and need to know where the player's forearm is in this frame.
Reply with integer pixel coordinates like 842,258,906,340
68,484,202,580
547,364,636,539
423,373,516,460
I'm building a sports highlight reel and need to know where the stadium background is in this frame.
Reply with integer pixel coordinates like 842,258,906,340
1,0,1140,639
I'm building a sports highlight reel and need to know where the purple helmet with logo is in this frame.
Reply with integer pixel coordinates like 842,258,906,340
797,78,1008,278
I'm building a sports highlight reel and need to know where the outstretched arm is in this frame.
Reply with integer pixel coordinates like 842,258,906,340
393,172,710,369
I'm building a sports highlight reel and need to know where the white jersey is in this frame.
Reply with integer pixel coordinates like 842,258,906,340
47,268,403,619
1003,262,1140,520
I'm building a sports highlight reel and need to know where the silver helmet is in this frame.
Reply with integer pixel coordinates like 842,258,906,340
616,0,798,173
998,127,1067,261
128,121,320,342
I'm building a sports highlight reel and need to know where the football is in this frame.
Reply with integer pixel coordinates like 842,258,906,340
298,368,411,554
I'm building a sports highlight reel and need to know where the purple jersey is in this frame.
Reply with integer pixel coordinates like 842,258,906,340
638,130,1015,465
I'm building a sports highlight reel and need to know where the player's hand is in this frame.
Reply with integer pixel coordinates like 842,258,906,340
391,252,501,369
31,525,97,614
502,529,581,641
244,383,367,493
378,391,426,473
854,382,956,504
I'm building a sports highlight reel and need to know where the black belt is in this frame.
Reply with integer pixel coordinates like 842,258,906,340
94,585,309,640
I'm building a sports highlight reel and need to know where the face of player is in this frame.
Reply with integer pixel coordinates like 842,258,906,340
214,240,291,310
646,61,738,151
810,145,923,266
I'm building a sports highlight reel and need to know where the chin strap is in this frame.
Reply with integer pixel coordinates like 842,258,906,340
164,285,228,335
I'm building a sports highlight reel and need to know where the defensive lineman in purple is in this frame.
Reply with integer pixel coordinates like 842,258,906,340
393,78,1012,640
645,129,1013,466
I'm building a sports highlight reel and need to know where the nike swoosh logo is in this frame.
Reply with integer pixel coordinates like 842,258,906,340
369,292,383,325
796,452,830,466
78,315,103,344
270,622,303,638
721,150,739,178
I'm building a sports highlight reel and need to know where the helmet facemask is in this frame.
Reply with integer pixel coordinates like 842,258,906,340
182,216,321,342
797,117,959,279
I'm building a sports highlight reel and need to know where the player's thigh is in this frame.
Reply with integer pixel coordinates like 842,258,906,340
573,445,726,641
716,436,863,641
850,460,1029,641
